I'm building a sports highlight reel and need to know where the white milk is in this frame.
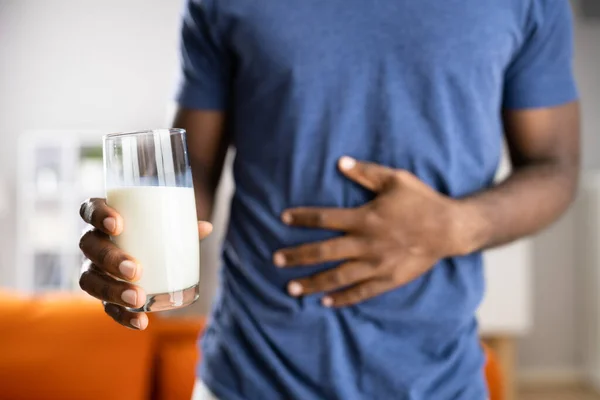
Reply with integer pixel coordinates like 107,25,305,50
107,186,200,295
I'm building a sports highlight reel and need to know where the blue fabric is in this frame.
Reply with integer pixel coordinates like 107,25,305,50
176,1,578,399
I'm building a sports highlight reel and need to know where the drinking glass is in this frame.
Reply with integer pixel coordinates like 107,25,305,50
103,129,200,312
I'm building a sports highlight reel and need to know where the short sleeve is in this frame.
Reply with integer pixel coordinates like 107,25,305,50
502,0,578,109
175,0,230,110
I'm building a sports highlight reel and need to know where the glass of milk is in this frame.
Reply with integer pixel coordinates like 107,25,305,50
103,129,200,312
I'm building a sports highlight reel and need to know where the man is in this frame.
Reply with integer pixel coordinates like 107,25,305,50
78,0,580,398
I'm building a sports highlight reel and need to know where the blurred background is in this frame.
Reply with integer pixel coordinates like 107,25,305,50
0,1,598,399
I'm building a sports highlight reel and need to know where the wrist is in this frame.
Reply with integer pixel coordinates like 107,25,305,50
448,199,491,256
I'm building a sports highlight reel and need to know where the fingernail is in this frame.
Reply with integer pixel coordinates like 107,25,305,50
339,156,356,170
121,289,137,306
119,260,138,280
288,281,303,296
273,253,286,267
103,217,117,233
130,319,141,330
281,212,292,225
322,297,334,307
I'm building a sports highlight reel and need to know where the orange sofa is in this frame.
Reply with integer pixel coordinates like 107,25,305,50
0,291,202,400
0,291,503,400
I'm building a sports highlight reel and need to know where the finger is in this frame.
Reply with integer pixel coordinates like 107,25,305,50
198,221,213,240
338,157,395,192
79,229,141,281
80,198,123,235
322,278,395,308
281,207,362,231
104,303,149,331
274,236,367,267
287,261,375,297
79,262,147,309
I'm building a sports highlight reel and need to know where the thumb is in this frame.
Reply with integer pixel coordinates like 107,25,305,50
198,221,214,240
338,156,396,192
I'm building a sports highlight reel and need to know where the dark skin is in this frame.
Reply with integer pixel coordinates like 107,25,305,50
79,108,227,329
79,102,580,329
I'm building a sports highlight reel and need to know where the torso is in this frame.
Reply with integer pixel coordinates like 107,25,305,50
200,1,528,399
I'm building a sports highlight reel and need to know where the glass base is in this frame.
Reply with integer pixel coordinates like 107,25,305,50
127,283,199,313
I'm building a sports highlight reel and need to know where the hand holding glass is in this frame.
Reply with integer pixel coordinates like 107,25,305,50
103,129,200,312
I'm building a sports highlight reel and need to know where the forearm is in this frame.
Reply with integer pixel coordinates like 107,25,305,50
173,107,229,222
191,174,218,221
457,160,579,254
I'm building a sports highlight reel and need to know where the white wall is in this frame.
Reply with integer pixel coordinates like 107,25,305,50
575,3,600,171
517,1,600,377
0,0,599,376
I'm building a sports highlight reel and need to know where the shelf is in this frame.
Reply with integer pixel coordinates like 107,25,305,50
16,131,104,293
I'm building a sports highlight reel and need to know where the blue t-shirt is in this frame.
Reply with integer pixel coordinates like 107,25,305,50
176,1,578,399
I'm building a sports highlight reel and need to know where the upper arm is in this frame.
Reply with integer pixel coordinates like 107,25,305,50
501,0,579,169
173,0,231,205
502,102,580,169
176,0,231,110
173,108,229,194
174,0,232,184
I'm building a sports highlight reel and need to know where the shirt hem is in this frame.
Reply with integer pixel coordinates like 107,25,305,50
200,370,247,400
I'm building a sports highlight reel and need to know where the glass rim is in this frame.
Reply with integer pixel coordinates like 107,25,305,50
103,128,185,140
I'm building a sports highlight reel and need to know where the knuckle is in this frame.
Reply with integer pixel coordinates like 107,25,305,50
408,244,426,256
361,236,380,254
78,230,94,251
394,170,407,179
309,244,324,260
318,243,328,258
99,281,115,301
97,245,116,266
311,212,325,227
341,293,356,306
325,271,342,286
337,296,349,306
394,170,411,184
104,303,122,320
346,263,366,281
363,209,382,229
79,269,119,303
356,284,371,299
79,270,93,291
